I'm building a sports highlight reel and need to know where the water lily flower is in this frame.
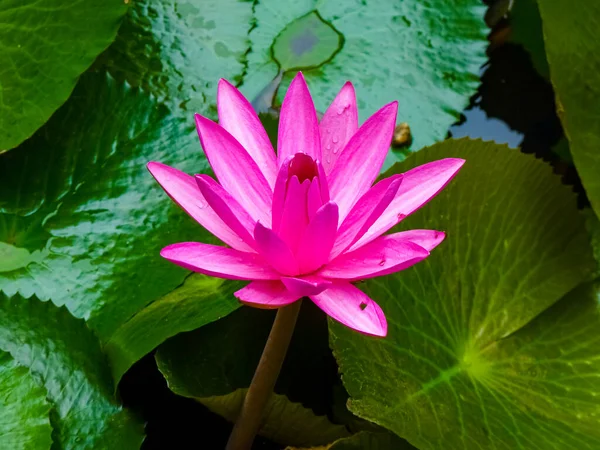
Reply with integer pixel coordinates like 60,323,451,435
148,73,463,337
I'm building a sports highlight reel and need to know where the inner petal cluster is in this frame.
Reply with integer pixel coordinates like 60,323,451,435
266,153,337,276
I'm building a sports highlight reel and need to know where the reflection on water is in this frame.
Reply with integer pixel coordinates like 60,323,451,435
450,41,561,156
449,105,523,148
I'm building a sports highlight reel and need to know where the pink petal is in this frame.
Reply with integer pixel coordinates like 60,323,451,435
161,242,278,280
391,229,446,251
319,237,429,280
277,72,321,164
351,158,465,250
330,174,403,260
195,175,258,251
278,176,310,253
147,162,253,252
328,102,398,220
317,160,330,202
195,114,273,226
272,155,293,233
320,82,359,174
235,281,300,309
310,283,387,337
254,222,299,276
217,79,278,188
281,276,331,297
306,178,323,221
296,202,339,274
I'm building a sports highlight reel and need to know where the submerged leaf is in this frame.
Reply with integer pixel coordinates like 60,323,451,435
200,389,349,446
0,292,144,449
243,0,488,156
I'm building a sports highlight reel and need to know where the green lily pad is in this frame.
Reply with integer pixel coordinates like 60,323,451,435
0,71,210,341
0,292,144,449
584,209,600,278
272,12,343,71
99,0,253,118
329,139,597,449
199,389,349,447
538,0,600,219
0,351,53,450
243,0,488,153
0,0,128,151
509,0,550,77
105,274,243,384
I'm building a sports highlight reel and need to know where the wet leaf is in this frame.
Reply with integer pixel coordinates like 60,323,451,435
243,0,488,156
0,72,209,341
0,292,144,449
0,0,128,151
100,0,253,118
0,351,53,450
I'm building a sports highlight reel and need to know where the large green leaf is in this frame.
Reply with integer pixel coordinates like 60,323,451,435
585,209,600,278
105,274,243,384
0,292,143,449
0,0,128,151
242,0,488,153
0,72,210,341
509,0,550,77
537,0,600,218
329,139,597,449
100,0,253,118
199,389,349,447
0,351,53,450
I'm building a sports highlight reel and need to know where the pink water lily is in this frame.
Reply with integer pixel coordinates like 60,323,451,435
148,72,463,337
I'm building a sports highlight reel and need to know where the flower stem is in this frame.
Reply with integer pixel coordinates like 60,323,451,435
225,300,303,450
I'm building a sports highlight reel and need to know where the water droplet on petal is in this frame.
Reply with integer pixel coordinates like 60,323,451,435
332,146,339,154
326,143,331,150
332,136,339,143
397,213,406,222
326,155,331,164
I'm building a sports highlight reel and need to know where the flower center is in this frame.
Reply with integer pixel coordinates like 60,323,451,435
287,153,317,183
